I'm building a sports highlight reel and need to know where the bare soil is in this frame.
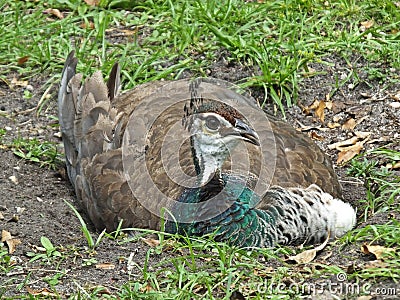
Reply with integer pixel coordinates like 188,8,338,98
1,53,399,299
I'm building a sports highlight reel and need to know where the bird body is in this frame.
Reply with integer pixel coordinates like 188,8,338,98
58,52,355,248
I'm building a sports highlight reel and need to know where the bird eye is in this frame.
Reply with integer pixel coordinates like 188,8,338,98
205,115,220,131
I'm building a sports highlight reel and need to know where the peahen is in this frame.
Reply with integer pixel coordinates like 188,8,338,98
58,51,355,248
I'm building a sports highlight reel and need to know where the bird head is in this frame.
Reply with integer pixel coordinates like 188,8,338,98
185,103,260,185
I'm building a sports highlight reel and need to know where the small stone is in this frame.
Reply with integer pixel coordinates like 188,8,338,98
16,207,25,214
9,175,18,184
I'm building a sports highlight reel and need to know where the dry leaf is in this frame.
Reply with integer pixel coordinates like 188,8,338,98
328,137,359,150
364,260,388,269
328,132,371,150
342,118,357,130
327,122,341,129
286,234,330,264
17,56,29,65
2,230,21,254
43,8,64,19
80,21,95,29
354,131,371,139
390,92,400,101
325,101,333,110
387,162,400,169
303,99,320,115
26,287,57,297
315,100,326,123
337,142,364,164
141,237,160,247
84,0,100,6
361,244,395,260
120,29,139,36
310,131,324,141
96,263,115,270
361,20,374,29
10,77,28,88
1,230,11,242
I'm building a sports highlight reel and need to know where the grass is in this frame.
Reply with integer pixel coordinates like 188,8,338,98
0,0,399,108
0,129,62,169
348,148,400,220
0,0,399,299
11,136,62,169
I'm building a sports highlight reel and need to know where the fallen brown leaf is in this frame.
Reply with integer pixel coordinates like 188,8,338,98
84,0,100,6
328,137,359,150
355,131,371,139
43,8,64,19
286,234,330,264
361,244,395,260
315,100,326,123
390,91,400,101
2,230,21,254
387,162,400,169
342,118,357,130
361,19,374,29
1,230,11,242
26,287,57,297
303,99,320,115
141,237,160,247
325,101,333,110
363,260,388,269
10,77,28,88
337,142,364,164
328,132,371,150
310,131,324,141
17,56,29,65
80,21,95,29
327,122,341,129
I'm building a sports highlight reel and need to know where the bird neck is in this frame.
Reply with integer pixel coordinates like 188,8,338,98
191,136,227,186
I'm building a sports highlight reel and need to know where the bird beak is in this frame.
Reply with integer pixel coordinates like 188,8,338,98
233,119,260,146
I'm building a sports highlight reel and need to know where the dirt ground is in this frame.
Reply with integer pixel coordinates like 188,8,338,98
0,53,399,298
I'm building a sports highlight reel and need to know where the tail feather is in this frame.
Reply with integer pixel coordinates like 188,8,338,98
107,63,121,101
58,51,119,186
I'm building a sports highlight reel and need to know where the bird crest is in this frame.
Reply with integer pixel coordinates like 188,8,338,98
183,78,246,130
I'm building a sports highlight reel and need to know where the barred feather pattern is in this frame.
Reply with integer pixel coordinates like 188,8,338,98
166,175,356,248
